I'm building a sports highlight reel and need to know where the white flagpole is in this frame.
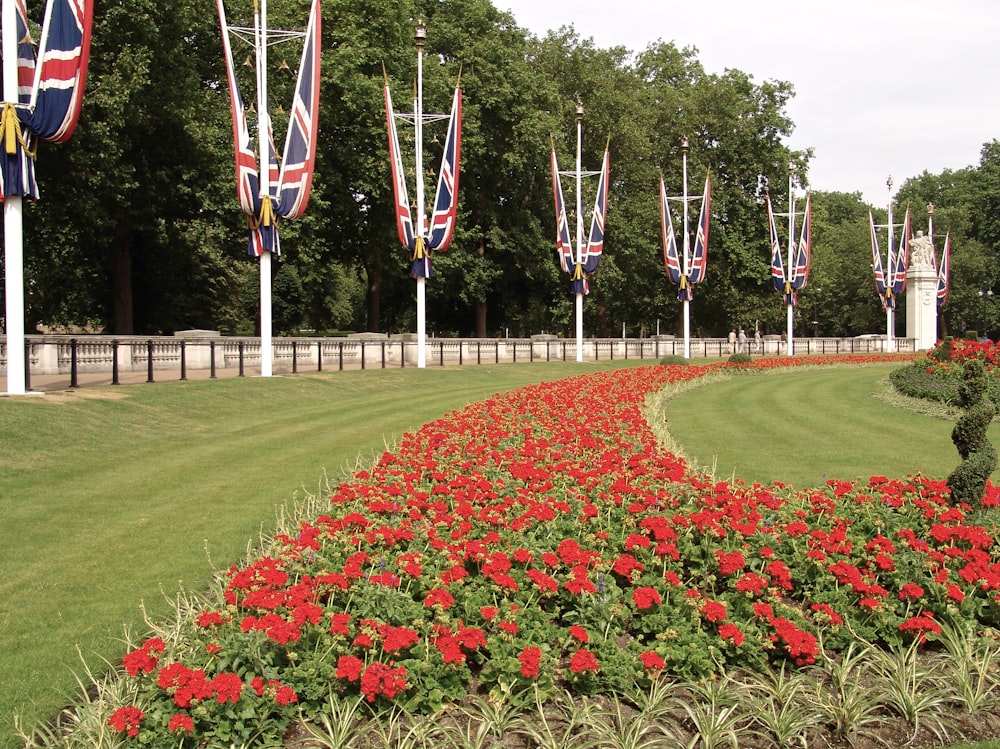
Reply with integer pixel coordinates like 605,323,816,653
885,176,896,353
2,0,26,394
574,98,584,362
254,0,273,376
415,22,427,368
785,167,795,356
681,138,691,359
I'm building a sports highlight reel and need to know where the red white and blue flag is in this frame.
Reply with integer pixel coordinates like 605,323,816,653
870,211,892,310
427,86,461,253
889,206,910,295
384,77,462,278
551,148,574,275
769,195,786,294
937,231,951,307
384,81,415,254
689,175,710,285
275,0,320,220
660,177,681,288
217,0,321,257
582,145,609,274
662,175,709,301
0,0,93,200
790,193,811,291
769,192,809,305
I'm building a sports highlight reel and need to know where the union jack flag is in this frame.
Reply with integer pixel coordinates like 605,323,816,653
889,206,910,295
870,211,891,310
937,231,951,306
790,193,810,291
275,0,320,220
428,87,461,252
217,0,321,257
660,177,681,286
551,149,574,274
384,82,415,253
0,0,93,200
582,146,609,273
768,195,785,292
688,175,710,285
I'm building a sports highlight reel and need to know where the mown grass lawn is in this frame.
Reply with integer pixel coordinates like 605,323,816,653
663,365,1000,487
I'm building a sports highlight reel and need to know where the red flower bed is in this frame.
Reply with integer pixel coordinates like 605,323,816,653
107,355,1000,745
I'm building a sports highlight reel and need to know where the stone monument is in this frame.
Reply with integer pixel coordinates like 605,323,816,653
906,229,938,350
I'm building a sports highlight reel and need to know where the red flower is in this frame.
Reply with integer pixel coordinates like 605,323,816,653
359,662,408,702
168,714,194,734
568,625,589,643
108,706,144,737
701,600,727,623
898,582,926,601
519,646,542,678
639,651,666,671
569,648,600,674
718,622,745,646
336,655,364,682
423,588,455,610
715,550,746,575
209,672,244,704
633,586,662,610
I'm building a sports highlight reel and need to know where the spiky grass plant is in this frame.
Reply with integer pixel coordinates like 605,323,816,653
808,640,888,746
869,639,953,744
677,675,756,749
740,664,821,749
937,621,1000,716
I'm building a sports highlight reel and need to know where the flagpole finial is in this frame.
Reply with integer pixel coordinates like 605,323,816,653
681,136,689,155
927,203,935,216
414,20,427,48
575,97,584,121
886,175,893,190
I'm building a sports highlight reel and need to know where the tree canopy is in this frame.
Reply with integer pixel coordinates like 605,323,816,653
5,0,996,341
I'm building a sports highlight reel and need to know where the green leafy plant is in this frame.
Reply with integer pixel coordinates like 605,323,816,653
949,359,999,507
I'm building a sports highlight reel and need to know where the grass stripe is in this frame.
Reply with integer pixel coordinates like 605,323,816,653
663,364,1000,487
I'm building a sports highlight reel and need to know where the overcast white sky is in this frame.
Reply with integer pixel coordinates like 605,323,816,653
497,0,1000,206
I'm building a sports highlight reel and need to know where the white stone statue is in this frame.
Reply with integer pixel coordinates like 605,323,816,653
910,230,935,269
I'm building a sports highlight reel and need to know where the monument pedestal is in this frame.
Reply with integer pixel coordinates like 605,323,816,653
906,265,938,351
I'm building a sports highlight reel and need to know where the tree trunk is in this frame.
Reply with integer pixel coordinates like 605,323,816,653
474,299,487,338
595,290,609,338
366,268,382,333
111,241,134,334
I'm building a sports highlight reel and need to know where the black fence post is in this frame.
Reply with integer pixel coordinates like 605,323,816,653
112,340,120,385
400,341,405,368
69,338,79,388
180,341,187,381
317,340,323,372
23,339,31,391
439,342,444,367
477,341,481,365
210,340,217,378
146,339,155,383
292,340,298,374
381,341,386,369
238,341,245,376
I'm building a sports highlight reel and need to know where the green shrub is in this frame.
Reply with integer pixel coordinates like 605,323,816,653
948,359,998,507
659,355,690,365
727,352,753,365
929,337,954,363
965,330,979,341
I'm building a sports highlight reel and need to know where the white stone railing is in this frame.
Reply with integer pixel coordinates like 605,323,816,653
0,332,917,387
